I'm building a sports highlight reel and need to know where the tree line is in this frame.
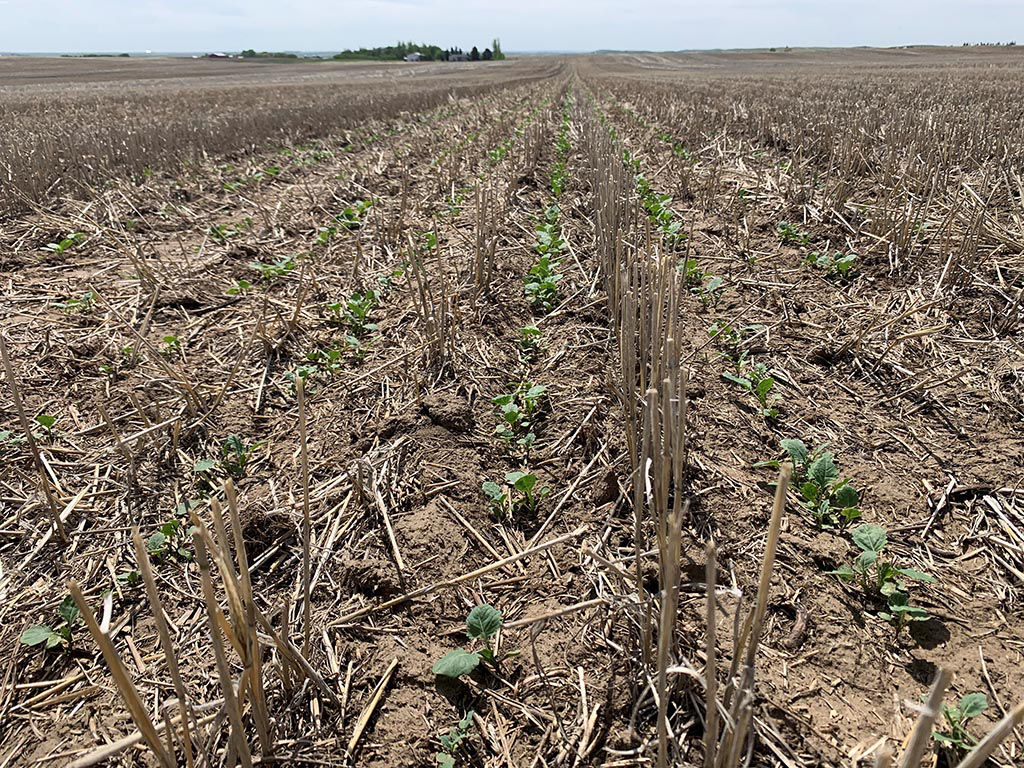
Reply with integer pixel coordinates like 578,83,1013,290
331,39,506,61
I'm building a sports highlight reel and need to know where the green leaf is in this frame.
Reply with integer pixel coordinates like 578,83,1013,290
958,693,988,719
722,372,753,392
808,453,839,489
932,732,957,744
780,439,808,467
35,414,56,429
833,484,858,508
755,377,775,399
852,524,887,554
800,482,819,503
466,604,502,640
436,754,455,768
432,649,481,678
58,595,80,626
827,565,857,581
857,550,879,570
20,625,56,646
194,458,216,473
45,630,66,649
147,532,167,554
481,481,504,501
896,567,935,583
510,473,537,494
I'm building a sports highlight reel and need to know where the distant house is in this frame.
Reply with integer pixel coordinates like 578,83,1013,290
448,53,469,62
403,52,425,62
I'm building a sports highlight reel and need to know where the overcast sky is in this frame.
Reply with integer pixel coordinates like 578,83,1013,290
0,0,1020,53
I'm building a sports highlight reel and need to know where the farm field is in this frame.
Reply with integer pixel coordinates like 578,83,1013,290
1,47,1023,768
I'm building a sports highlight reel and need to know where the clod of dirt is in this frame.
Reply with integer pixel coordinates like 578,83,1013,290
592,467,619,505
420,393,474,433
241,506,295,560
339,558,401,597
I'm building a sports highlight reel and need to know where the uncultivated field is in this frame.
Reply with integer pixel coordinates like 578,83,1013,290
1,48,1023,768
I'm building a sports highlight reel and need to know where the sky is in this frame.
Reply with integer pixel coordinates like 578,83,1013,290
0,0,1021,53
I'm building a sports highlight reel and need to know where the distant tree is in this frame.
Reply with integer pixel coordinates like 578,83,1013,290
492,38,505,60
482,48,493,60
240,49,256,58
470,46,480,61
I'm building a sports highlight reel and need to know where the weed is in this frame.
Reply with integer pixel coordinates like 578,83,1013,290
482,471,550,520
147,515,199,561
723,363,780,420
707,322,764,364
432,604,503,678
805,250,857,278
776,221,810,245
19,595,82,650
829,523,934,632
436,710,474,768
43,233,85,254
934,693,988,754
316,226,337,245
679,258,706,288
329,289,379,343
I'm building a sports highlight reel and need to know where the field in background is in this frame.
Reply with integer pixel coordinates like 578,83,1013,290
1,48,1023,768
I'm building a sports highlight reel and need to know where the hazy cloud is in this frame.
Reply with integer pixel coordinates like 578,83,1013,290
0,0,1019,53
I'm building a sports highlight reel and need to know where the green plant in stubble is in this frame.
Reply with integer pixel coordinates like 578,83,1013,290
493,383,547,450
482,471,551,520
776,221,810,245
43,232,85,254
209,223,240,243
758,439,862,529
60,290,97,313
34,413,57,439
0,429,27,454
933,693,988,755
696,276,725,307
160,335,181,357
804,250,857,278
707,322,764,365
226,279,252,296
678,257,707,288
517,324,543,361
432,604,503,678
250,254,297,282
329,289,380,345
723,362,780,420
146,516,199,562
525,250,562,313
316,225,338,245
219,434,253,479
19,595,82,651
435,710,474,768
829,523,935,634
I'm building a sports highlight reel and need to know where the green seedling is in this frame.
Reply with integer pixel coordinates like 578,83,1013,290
482,471,550,520
524,254,562,312
723,363,780,420
147,517,198,561
707,322,764,364
762,439,861,529
209,223,239,243
316,226,337,245
697,276,725,307
34,413,56,439
250,255,297,282
329,289,379,341
517,325,543,360
160,335,181,357
220,434,253,479
20,595,82,650
679,258,706,288
550,160,567,197
336,199,372,229
432,604,503,678
777,221,810,245
0,429,27,454
43,233,85,254
61,291,97,313
805,250,857,278
226,279,252,296
829,524,934,633
436,710,474,768
493,383,547,449
934,693,988,754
